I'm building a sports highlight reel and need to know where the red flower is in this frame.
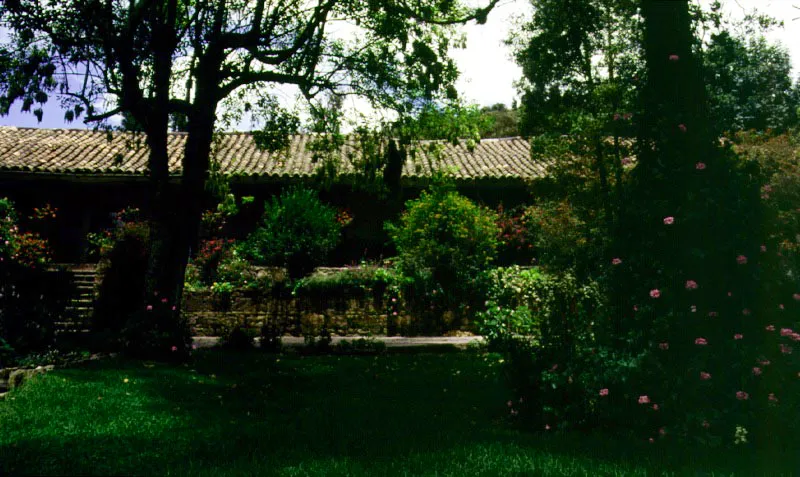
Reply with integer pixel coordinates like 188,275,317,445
700,372,711,380
663,216,674,225
736,255,748,265
638,395,650,404
650,289,661,298
599,388,609,397
695,337,708,345
685,280,698,290
695,162,706,170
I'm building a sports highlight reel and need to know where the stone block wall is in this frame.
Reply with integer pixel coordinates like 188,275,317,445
183,291,417,337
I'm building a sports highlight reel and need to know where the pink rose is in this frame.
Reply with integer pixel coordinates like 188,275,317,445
736,255,748,265
690,305,697,313
779,304,785,310
161,297,168,303
652,404,659,411
658,342,669,350
695,337,708,345
780,328,793,337
649,437,655,444
695,162,706,170
507,400,513,407
734,334,743,340
170,345,178,352
736,391,749,401
760,245,767,252
659,427,666,436
650,289,661,298
766,325,776,332
611,258,622,265
146,305,153,311
702,420,710,429
752,367,762,376
172,305,177,311
793,293,800,301
758,358,771,366
708,311,718,317
780,344,793,355
599,388,609,397
638,395,650,404
685,279,698,290
768,393,778,403
700,371,711,380
669,54,680,61
678,124,687,132
663,216,674,225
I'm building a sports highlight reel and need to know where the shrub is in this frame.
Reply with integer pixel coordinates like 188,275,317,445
386,182,499,324
193,238,236,285
476,266,606,429
92,210,149,350
523,200,596,272
239,187,343,278
0,198,70,362
495,204,535,265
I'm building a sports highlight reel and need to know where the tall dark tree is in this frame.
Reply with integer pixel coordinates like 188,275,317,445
0,0,499,358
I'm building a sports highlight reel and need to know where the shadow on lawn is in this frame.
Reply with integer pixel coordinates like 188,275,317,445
2,350,798,476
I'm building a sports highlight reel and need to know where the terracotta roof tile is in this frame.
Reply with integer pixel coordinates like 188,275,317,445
0,127,551,182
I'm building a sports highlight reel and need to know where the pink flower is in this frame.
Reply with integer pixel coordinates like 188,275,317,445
172,305,177,311
599,388,609,397
695,337,708,345
510,409,518,416
734,334,743,340
551,364,558,371
659,427,666,436
633,305,639,312
690,305,697,313
700,371,711,380
768,393,778,403
146,305,153,311
392,311,398,316
507,400,513,407
695,162,706,170
650,289,661,298
790,333,800,342
544,424,550,430
669,54,680,61
613,113,621,121
649,437,655,444
708,311,718,317
736,255,748,265
780,328,793,337
161,297,168,303
702,420,710,429
678,124,687,132
793,293,800,301
780,344,793,355
638,395,650,404
611,257,622,265
752,367,762,376
652,404,659,411
727,291,732,297
170,345,178,352
760,245,767,252
758,358,771,366
685,279,698,290
736,391,749,401
658,342,669,350
779,304,785,310
391,297,397,303
663,216,674,225
766,325,776,332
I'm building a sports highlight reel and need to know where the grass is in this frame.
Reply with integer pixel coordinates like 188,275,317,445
0,349,797,476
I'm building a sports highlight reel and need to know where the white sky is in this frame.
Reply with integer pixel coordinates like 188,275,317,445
1,0,798,129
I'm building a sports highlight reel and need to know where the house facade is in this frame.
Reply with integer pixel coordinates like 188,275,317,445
0,127,552,262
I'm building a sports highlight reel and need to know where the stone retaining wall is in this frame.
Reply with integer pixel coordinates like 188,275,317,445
183,291,423,337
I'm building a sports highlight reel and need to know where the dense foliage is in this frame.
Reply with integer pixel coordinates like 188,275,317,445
387,182,499,327
238,188,343,279
0,198,70,364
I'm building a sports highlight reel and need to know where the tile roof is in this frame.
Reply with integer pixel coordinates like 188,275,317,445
0,127,550,182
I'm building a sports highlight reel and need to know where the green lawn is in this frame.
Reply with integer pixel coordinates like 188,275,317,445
0,349,795,476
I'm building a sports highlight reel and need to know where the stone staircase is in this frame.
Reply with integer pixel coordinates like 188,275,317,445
57,265,97,333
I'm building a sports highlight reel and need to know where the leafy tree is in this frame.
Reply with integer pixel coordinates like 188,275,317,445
511,0,642,238
0,0,499,358
704,31,799,134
